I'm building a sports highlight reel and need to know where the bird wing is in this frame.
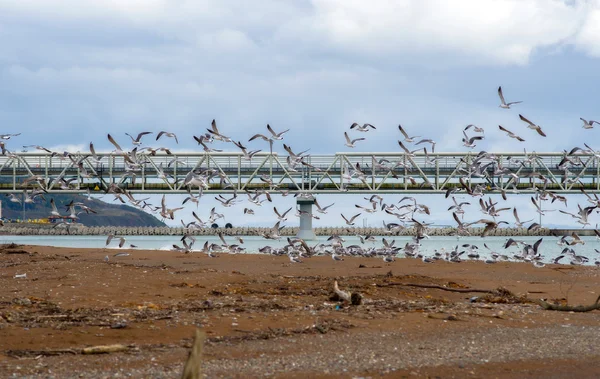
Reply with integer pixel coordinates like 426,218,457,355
137,131,152,141
344,132,351,143
497,86,506,105
398,125,409,139
210,119,220,134
107,134,123,151
513,208,521,223
266,124,277,137
498,125,511,134
156,131,165,141
519,114,535,126
535,127,547,137
398,140,411,154
350,213,361,222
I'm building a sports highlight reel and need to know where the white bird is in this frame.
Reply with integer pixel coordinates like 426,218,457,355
314,199,335,214
498,125,525,142
156,131,179,144
464,124,485,134
273,206,292,222
498,86,522,109
350,122,376,132
415,139,436,153
266,124,289,140
462,131,484,148
125,132,152,145
513,207,533,228
580,118,600,129
344,132,365,148
341,213,361,226
519,114,547,137
398,125,420,143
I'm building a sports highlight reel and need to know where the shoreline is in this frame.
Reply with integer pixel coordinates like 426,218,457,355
1,223,587,237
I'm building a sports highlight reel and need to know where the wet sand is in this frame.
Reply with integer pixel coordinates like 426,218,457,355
1,244,600,378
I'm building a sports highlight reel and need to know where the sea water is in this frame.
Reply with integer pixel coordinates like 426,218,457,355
2,234,600,266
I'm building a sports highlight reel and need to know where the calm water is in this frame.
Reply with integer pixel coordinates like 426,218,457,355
3,234,600,265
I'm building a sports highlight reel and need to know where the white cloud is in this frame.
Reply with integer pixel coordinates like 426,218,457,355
305,0,588,66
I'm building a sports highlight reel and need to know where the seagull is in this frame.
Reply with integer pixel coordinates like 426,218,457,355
125,132,152,146
398,125,420,143
0,133,20,140
266,124,289,140
156,131,179,144
106,234,126,248
580,118,600,129
341,213,361,226
498,125,525,142
206,119,232,142
519,115,547,137
462,131,484,148
415,139,436,153
107,134,126,155
464,124,485,134
513,207,533,228
314,199,335,214
273,206,292,222
498,86,522,109
350,123,376,132
344,132,365,148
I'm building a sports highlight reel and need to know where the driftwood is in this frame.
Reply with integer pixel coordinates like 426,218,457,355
536,295,600,312
81,344,129,354
182,329,206,379
7,348,78,358
379,282,496,294
8,345,131,358
333,281,351,302
332,281,363,305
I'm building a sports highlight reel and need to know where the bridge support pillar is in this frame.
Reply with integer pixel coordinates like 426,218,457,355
296,197,317,240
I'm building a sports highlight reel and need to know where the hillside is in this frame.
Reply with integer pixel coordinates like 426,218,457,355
1,193,167,227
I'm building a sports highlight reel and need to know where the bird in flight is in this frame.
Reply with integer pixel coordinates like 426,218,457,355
519,115,547,137
498,86,522,109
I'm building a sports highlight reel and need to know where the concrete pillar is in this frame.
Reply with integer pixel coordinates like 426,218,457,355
296,197,317,240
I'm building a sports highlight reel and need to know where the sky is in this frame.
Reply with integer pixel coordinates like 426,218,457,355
2,0,600,228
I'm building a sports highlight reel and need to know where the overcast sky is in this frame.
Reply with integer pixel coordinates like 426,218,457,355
2,0,600,228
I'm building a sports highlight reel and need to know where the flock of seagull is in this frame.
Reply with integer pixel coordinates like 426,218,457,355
3,85,600,267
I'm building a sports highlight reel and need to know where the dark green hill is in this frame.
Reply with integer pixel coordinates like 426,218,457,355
2,194,166,227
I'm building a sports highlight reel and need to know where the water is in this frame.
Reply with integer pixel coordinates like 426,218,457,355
2,234,599,265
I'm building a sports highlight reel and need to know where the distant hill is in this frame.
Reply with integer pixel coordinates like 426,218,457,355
1,193,167,227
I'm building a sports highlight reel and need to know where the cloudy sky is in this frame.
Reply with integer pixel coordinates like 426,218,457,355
2,0,600,228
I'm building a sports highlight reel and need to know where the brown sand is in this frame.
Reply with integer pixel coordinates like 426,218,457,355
1,244,600,378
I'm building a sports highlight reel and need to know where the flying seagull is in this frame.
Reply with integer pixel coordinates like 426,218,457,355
398,125,420,143
350,123,376,132
156,131,179,144
125,132,153,145
344,132,365,148
498,86,522,109
580,118,600,129
519,115,547,137
498,125,525,142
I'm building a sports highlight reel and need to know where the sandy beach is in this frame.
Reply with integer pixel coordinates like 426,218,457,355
1,243,600,378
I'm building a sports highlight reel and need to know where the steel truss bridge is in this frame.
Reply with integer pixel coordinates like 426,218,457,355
0,151,599,195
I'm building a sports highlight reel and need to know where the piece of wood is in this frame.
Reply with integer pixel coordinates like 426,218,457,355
7,349,77,357
333,281,351,302
81,344,128,354
536,295,600,312
182,329,206,379
379,282,496,293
